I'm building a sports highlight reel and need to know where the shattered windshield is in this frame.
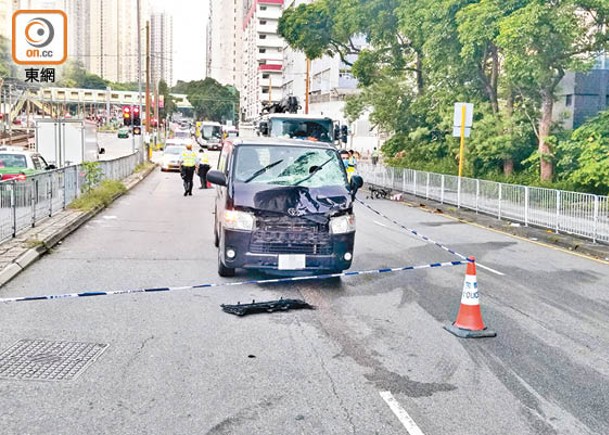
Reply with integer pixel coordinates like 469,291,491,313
270,118,333,143
233,146,347,188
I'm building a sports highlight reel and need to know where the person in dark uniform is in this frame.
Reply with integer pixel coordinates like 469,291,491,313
179,143,199,196
198,149,211,189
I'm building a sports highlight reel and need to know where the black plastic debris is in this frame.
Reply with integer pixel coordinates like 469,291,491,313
221,298,316,316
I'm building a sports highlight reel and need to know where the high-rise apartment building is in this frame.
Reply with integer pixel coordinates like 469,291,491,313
86,0,151,83
150,12,173,86
241,0,284,121
207,0,243,89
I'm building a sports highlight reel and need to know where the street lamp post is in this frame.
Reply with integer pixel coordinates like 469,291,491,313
137,0,143,159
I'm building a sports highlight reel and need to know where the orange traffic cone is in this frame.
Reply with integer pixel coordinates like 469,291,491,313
444,257,496,338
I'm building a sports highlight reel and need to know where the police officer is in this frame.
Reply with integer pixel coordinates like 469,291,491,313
346,150,358,182
198,149,211,189
179,143,199,196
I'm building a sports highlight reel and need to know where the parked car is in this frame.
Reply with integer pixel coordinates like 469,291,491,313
206,137,363,277
0,148,55,181
159,145,186,172
117,127,130,139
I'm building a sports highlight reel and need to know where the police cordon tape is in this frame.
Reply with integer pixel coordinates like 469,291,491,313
357,198,468,261
0,260,469,304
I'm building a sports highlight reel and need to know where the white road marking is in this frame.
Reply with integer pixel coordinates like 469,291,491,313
373,220,390,228
380,391,426,435
371,216,506,276
102,215,118,220
475,262,505,276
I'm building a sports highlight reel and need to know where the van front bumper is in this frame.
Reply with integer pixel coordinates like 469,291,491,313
220,229,355,272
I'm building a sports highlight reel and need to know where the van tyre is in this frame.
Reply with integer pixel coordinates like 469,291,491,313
218,250,235,277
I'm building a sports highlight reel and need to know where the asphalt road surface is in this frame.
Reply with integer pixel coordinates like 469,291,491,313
0,164,608,435
98,132,142,160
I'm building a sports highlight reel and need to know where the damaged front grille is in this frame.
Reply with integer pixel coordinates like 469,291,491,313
250,216,332,255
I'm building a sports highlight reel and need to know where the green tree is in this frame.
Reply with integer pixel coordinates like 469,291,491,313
496,1,609,181
59,60,108,89
0,36,12,78
280,0,609,187
555,110,609,194
173,78,239,123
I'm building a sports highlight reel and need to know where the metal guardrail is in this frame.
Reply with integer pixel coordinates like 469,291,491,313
359,164,609,244
0,152,143,243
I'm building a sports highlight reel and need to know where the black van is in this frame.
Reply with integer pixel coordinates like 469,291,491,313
206,138,363,277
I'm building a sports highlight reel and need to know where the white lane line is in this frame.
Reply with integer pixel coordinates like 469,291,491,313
380,391,426,435
374,220,390,229
372,218,505,276
475,262,505,276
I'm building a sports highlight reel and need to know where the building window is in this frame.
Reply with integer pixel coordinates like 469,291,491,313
259,48,266,53
262,87,269,94
262,73,269,79
259,34,267,39
259,20,267,25
260,6,267,10
566,95,573,107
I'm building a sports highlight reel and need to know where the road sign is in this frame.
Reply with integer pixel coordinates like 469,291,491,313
453,103,474,138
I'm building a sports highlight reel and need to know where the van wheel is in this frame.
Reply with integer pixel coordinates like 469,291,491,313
218,251,235,277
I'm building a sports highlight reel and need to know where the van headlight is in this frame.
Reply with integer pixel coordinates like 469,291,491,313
330,214,356,234
224,210,255,231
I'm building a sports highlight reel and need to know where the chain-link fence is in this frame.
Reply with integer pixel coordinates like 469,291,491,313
359,163,609,244
0,152,142,243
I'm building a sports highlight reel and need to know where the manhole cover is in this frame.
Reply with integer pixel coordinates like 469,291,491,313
0,339,108,381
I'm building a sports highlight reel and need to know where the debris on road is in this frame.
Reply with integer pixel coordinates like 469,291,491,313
221,298,316,316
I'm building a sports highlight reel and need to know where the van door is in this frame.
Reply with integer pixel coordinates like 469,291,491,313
214,145,232,246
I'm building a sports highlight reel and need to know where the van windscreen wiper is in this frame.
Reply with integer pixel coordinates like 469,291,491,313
244,159,284,183
294,157,334,186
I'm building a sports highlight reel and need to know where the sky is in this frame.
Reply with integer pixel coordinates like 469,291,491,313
150,0,208,83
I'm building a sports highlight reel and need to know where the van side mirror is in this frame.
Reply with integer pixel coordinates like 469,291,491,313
350,175,363,196
259,121,269,136
206,169,227,186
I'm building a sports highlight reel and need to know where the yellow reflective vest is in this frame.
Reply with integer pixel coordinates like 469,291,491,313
180,150,198,167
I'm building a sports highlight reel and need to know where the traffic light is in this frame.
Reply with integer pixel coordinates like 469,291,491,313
334,124,340,142
132,126,142,135
122,106,131,126
340,125,348,144
133,106,141,126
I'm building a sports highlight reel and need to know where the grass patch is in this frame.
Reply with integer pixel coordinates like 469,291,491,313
134,161,155,173
69,179,127,212
25,238,44,249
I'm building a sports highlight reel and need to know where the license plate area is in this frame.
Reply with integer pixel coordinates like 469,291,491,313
278,254,306,270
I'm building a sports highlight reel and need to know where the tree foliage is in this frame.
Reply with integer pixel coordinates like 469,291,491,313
279,0,609,189
172,78,239,123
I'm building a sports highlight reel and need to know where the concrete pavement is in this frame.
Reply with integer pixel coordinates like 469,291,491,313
0,164,155,287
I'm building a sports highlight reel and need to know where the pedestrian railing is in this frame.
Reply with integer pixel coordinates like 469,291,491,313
358,163,609,244
0,151,142,243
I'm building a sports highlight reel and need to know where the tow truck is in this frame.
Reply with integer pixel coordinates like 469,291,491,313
256,97,337,144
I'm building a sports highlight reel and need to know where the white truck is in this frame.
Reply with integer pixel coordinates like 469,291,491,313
34,118,105,167
257,113,336,144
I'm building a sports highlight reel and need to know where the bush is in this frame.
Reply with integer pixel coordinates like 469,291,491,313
69,179,127,211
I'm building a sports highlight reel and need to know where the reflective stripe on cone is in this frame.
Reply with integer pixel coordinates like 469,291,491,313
444,257,497,338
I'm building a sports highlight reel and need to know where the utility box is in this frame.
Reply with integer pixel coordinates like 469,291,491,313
35,118,103,167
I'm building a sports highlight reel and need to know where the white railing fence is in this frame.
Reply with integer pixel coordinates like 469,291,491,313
0,152,143,243
359,163,609,244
